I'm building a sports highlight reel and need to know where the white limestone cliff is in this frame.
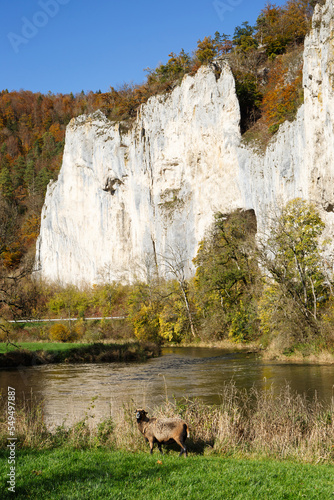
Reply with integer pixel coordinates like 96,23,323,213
35,0,334,285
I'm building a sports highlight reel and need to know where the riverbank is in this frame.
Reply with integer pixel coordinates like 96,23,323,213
1,337,333,368
0,341,160,368
174,339,334,364
171,339,260,352
262,349,334,364
1,449,333,499
260,340,334,364
1,383,333,463
6,316,334,365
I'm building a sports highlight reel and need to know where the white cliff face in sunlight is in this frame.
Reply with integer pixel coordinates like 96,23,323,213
35,0,334,285
36,62,241,284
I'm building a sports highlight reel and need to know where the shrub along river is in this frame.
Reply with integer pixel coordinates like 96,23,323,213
1,347,334,428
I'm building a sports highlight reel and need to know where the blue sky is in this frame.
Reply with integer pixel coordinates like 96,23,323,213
2,0,287,95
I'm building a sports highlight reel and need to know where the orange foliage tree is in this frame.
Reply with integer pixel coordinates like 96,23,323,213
261,56,304,133
255,0,313,57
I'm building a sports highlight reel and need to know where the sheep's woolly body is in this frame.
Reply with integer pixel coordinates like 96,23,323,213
146,418,186,441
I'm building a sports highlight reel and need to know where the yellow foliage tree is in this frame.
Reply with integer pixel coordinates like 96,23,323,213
49,323,74,342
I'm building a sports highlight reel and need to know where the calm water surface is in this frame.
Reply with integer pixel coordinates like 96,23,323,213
1,347,334,427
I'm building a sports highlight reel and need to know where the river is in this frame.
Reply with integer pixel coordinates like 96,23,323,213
1,347,334,428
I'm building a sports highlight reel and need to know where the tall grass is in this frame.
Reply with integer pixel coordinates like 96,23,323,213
1,383,333,463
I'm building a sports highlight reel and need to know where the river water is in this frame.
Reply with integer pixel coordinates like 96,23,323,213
1,347,334,427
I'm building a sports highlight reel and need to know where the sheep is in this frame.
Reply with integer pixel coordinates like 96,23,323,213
135,408,189,457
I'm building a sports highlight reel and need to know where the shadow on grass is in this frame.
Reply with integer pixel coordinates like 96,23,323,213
141,437,211,456
2,449,187,499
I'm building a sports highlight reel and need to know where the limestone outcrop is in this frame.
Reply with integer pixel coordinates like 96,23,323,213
35,0,334,285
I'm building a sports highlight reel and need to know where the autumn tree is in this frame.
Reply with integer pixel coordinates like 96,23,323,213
0,164,13,200
126,246,198,343
47,285,91,320
194,209,260,341
195,32,232,65
195,36,217,64
92,282,129,317
259,199,329,340
261,53,303,133
213,32,233,55
0,195,36,344
255,3,288,57
127,281,162,342
255,0,314,58
158,281,190,343
283,0,313,45
160,245,197,338
155,50,192,82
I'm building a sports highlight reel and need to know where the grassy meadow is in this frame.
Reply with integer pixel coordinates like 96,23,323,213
0,340,160,367
1,449,334,499
0,341,87,353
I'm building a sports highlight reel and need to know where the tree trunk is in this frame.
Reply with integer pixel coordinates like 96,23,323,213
180,283,197,338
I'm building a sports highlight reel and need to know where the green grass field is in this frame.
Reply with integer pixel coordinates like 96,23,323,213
1,449,333,499
0,342,88,354
0,341,160,367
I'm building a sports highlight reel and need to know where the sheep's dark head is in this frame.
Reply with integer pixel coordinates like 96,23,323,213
135,409,148,422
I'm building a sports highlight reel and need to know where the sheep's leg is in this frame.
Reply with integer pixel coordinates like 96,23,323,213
149,439,154,454
174,437,187,457
157,442,163,454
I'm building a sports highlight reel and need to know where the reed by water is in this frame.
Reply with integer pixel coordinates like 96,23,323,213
1,383,333,463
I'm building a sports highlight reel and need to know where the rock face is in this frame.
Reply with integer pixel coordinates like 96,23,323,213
35,0,334,285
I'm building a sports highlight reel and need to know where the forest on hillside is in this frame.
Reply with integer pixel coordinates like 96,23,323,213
1,0,333,358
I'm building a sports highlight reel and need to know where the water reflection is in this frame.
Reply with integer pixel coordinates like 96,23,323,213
0,347,333,428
